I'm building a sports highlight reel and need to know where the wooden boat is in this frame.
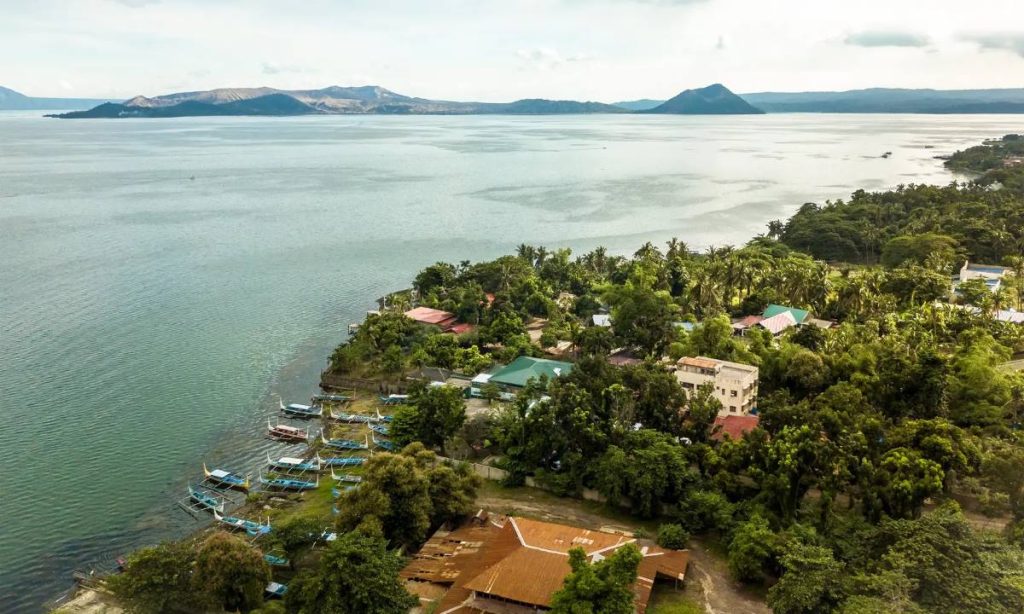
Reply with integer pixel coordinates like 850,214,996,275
266,452,321,473
320,432,369,451
213,510,271,536
320,455,366,468
258,472,318,491
372,433,397,451
265,582,288,598
203,464,250,491
267,419,309,442
188,485,225,514
379,394,409,406
369,424,389,436
278,399,323,419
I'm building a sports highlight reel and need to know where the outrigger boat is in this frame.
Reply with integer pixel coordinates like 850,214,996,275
379,394,409,406
265,582,288,598
319,454,366,467
203,464,250,491
258,471,318,491
320,432,369,451
369,424,389,436
263,551,289,567
267,419,309,442
188,485,226,514
329,407,382,423
213,510,271,536
330,468,363,484
266,452,321,473
278,398,323,419
372,433,397,451
312,393,353,403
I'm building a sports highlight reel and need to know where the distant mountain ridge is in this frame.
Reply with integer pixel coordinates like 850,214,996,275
48,83,761,118
0,85,117,110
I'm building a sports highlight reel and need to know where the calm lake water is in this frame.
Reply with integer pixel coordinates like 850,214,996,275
1,112,1022,611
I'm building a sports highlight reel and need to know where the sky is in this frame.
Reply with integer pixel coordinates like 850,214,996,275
3,0,1024,101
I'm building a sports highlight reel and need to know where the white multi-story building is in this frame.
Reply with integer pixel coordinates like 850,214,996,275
959,261,1012,293
675,356,759,415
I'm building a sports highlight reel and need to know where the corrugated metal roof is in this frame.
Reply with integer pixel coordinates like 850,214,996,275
762,304,809,324
405,306,458,326
488,356,574,388
757,311,797,335
711,415,760,441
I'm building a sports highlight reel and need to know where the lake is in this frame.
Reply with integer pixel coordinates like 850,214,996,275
1,112,1021,611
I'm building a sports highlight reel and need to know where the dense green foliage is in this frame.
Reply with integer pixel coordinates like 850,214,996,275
194,532,271,612
284,531,417,614
390,382,467,453
549,543,643,614
107,542,204,614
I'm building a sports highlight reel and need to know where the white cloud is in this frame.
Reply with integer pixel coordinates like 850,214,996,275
961,32,1024,57
844,30,931,48
516,47,595,70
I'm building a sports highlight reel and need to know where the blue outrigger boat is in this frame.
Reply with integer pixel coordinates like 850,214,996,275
278,399,323,419
370,424,389,436
320,432,369,451
319,455,366,468
213,510,271,536
188,485,226,514
203,464,250,491
372,433,397,451
265,452,321,473
379,394,409,406
258,472,318,491
263,551,289,567
265,582,288,598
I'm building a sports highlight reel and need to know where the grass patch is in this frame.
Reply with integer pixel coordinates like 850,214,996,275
647,586,705,614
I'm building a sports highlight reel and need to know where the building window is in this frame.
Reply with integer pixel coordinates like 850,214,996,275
730,390,737,397
730,406,737,412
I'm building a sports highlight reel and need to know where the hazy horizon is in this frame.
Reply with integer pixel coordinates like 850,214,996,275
4,0,1024,101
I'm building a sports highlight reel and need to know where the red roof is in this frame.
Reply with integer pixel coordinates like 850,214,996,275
732,315,764,328
447,323,475,335
405,307,458,328
711,415,760,442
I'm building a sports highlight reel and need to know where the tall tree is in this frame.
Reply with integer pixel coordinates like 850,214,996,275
193,532,270,613
391,383,466,453
549,544,643,614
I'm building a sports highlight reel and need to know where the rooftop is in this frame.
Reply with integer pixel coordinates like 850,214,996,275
762,304,809,324
757,310,798,335
711,414,760,442
403,514,689,613
405,306,458,327
489,356,574,388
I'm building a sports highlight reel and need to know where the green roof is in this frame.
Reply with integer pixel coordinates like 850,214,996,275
489,356,574,388
762,304,809,324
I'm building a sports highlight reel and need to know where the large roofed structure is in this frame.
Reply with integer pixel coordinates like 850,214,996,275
488,356,573,389
403,513,689,613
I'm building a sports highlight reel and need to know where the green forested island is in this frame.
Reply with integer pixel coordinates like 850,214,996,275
96,136,1024,614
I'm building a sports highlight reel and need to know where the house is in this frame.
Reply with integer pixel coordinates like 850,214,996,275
731,315,764,335
757,311,797,335
675,356,759,415
762,304,810,324
592,313,612,327
489,356,573,390
402,513,689,614
959,261,1012,293
711,414,761,442
405,306,459,331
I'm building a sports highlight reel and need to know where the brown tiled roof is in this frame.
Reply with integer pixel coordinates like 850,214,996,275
403,515,689,614
711,414,760,441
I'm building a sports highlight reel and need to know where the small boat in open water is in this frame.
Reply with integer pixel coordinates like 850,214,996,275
203,464,250,491
259,472,318,491
278,399,323,419
320,432,369,450
266,452,321,473
213,510,271,536
188,485,225,514
267,419,309,442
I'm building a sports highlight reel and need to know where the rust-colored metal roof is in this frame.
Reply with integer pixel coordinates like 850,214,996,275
678,356,719,370
405,306,458,327
403,515,689,613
